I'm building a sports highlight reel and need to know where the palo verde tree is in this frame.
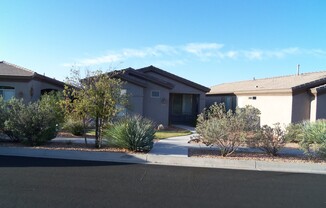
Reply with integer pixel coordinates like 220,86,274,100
64,68,127,148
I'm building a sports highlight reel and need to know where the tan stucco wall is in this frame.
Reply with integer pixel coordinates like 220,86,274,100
0,80,33,102
0,79,63,103
143,82,170,126
316,92,326,120
237,94,293,126
123,82,144,116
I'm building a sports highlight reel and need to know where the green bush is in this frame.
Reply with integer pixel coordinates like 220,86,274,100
285,122,304,143
196,103,260,157
300,120,326,158
62,118,85,136
0,97,19,141
104,115,156,152
0,97,6,131
249,123,286,156
4,94,63,146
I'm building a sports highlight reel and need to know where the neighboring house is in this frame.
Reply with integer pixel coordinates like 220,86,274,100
0,61,65,103
207,71,326,126
114,65,210,126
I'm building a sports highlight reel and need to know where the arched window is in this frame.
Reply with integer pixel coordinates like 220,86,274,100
0,86,15,101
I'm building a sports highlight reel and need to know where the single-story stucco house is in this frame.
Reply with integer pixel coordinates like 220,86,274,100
115,66,210,126
0,61,65,103
1,61,209,126
207,71,326,126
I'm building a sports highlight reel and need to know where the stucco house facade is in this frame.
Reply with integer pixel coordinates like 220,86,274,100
0,61,65,103
115,66,210,126
1,61,209,126
207,71,326,126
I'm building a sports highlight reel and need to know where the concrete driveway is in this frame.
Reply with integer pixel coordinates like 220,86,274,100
148,125,204,157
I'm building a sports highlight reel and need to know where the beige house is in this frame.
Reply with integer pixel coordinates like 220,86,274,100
115,66,210,126
207,71,326,126
0,61,65,103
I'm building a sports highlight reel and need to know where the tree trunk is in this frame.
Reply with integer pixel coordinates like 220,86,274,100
95,116,100,148
83,118,87,145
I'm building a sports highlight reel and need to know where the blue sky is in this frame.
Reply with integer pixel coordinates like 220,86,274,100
1,0,326,87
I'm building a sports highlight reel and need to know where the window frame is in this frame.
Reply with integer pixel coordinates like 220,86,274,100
151,90,160,98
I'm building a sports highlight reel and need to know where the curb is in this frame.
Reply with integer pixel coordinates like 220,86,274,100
0,147,325,175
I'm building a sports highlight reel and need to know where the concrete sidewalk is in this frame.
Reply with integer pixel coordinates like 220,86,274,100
0,146,325,175
148,125,205,157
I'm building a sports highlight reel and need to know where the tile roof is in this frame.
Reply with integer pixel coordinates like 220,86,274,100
112,65,209,92
0,61,64,87
208,71,326,94
137,65,210,92
0,61,35,77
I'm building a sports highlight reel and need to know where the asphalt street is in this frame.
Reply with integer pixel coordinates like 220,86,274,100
0,156,325,208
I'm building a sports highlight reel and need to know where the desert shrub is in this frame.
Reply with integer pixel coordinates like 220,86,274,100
4,96,62,146
104,115,156,152
0,97,18,141
0,97,8,137
285,122,304,143
250,123,286,156
196,103,260,156
236,105,261,131
300,120,326,158
2,98,24,142
62,118,85,136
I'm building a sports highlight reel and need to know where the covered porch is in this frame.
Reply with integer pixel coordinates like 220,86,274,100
169,93,199,126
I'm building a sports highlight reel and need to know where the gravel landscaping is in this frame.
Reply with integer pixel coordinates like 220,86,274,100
188,145,326,164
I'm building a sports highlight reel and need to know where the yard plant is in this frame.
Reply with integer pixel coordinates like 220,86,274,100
1,92,64,146
64,68,127,148
299,119,326,158
196,103,260,156
249,123,286,156
105,115,156,152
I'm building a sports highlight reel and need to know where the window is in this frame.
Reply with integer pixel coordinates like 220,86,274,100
0,86,15,101
151,90,160,98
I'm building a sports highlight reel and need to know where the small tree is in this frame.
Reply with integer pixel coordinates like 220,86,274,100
64,68,126,148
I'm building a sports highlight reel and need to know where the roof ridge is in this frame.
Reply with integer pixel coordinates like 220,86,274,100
1,60,36,75
137,65,210,92
210,70,326,88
